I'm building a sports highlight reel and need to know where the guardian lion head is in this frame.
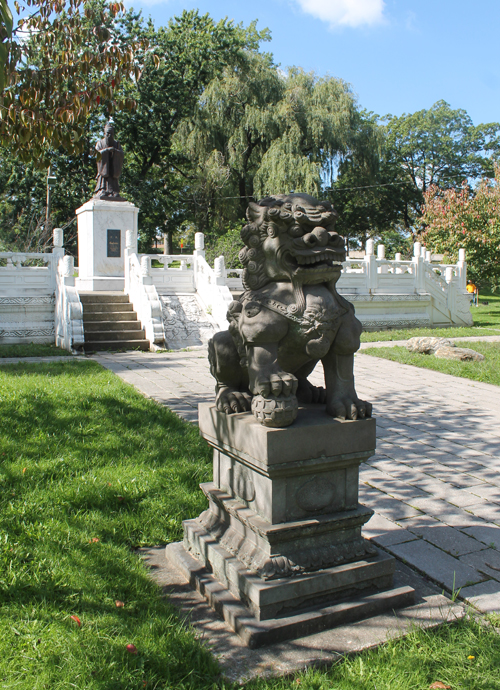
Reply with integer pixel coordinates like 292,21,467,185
239,193,346,293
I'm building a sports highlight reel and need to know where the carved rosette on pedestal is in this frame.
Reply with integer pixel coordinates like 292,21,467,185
166,405,415,647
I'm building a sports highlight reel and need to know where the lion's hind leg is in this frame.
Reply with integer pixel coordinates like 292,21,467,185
294,362,327,404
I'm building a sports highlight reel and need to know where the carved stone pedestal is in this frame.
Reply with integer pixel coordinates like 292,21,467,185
166,404,414,647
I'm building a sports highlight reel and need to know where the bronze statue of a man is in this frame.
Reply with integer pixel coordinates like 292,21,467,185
94,122,125,200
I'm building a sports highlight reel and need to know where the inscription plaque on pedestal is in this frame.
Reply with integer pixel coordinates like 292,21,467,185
107,229,121,257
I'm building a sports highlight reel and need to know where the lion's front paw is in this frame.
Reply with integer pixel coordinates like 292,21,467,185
216,386,252,415
253,370,298,398
326,396,372,421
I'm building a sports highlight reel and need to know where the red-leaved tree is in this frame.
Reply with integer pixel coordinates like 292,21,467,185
422,166,500,288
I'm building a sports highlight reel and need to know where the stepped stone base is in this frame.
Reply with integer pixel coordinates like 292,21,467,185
170,404,414,646
166,541,414,648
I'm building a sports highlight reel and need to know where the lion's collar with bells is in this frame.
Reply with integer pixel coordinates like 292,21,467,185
241,291,346,334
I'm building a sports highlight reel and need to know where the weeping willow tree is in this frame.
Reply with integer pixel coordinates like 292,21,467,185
173,54,361,238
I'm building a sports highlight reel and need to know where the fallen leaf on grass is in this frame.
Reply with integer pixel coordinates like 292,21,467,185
429,683,451,689
22,468,26,474
126,643,138,655
115,600,125,608
70,615,81,627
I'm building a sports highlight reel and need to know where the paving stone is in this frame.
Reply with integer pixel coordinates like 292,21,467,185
465,503,500,525
436,473,485,489
360,487,422,520
362,476,429,501
459,580,500,614
397,514,441,531
466,484,500,504
385,540,486,591
444,489,487,509
363,513,418,547
400,522,485,557
404,497,486,528
467,468,500,487
459,549,500,582
461,524,500,550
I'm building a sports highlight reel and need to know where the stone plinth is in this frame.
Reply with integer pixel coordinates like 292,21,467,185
75,199,138,291
167,405,414,646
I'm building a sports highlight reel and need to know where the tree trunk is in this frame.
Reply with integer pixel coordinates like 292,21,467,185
166,230,173,254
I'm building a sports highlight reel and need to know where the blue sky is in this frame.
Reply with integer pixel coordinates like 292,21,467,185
125,0,500,126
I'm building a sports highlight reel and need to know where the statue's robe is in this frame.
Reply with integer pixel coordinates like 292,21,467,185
94,138,124,197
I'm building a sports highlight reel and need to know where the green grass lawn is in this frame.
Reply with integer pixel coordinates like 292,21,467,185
363,341,500,387
0,360,216,689
0,343,72,358
1,360,500,689
360,290,500,342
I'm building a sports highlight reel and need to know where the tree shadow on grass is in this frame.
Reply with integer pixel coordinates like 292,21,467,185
0,361,219,688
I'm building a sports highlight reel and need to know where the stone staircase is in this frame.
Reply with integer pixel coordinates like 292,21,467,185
79,292,150,352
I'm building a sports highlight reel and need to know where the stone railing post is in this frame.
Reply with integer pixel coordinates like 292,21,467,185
425,250,432,262
457,248,467,290
52,228,64,288
193,232,205,291
214,255,226,286
53,227,64,251
377,244,388,274
364,238,377,290
126,229,137,253
194,232,205,258
124,230,136,292
140,255,151,278
394,252,403,274
62,255,74,279
413,242,425,291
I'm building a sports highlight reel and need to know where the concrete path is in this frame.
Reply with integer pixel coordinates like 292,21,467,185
92,347,500,615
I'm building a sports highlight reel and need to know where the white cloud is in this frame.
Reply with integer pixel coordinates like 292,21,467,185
295,0,386,28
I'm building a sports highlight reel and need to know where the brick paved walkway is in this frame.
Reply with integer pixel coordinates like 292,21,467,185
92,347,500,614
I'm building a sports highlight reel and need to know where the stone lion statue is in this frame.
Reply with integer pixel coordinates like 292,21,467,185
208,193,372,427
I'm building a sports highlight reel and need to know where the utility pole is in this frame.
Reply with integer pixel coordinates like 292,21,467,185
46,167,57,241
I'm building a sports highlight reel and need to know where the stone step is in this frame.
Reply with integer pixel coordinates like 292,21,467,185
79,292,129,304
79,291,150,352
83,311,138,322
86,329,146,342
82,303,135,313
83,320,143,332
83,339,150,353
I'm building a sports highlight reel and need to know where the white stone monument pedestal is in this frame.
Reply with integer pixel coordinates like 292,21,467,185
75,199,139,291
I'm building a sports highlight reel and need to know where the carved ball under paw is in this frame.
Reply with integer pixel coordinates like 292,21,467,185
251,394,298,428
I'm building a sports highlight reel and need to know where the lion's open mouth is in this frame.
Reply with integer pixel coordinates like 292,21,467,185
285,249,344,271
